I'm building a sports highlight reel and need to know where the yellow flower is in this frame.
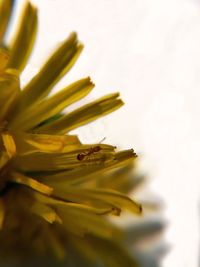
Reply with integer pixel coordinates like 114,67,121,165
0,1,164,267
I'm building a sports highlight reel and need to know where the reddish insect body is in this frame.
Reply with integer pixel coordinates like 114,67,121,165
77,138,106,161
77,145,101,161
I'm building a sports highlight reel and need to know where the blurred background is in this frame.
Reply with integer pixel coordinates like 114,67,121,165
8,0,200,266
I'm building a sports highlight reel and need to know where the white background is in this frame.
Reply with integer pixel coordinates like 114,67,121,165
11,0,200,266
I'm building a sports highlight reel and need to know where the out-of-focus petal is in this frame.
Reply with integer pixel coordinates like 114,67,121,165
7,1,38,72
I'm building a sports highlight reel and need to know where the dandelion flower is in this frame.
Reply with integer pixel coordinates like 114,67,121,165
0,1,164,267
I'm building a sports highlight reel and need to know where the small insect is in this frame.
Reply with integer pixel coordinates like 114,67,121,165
77,138,106,161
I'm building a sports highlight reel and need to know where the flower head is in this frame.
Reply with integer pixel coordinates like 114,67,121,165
0,1,164,267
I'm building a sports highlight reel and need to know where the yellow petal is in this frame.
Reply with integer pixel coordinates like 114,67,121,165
31,202,62,224
10,77,94,130
19,32,83,109
12,132,81,154
0,69,20,122
10,172,53,195
51,187,142,215
7,1,38,72
34,192,120,239
59,205,118,239
13,152,87,172
2,133,16,158
0,0,14,42
37,92,124,134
